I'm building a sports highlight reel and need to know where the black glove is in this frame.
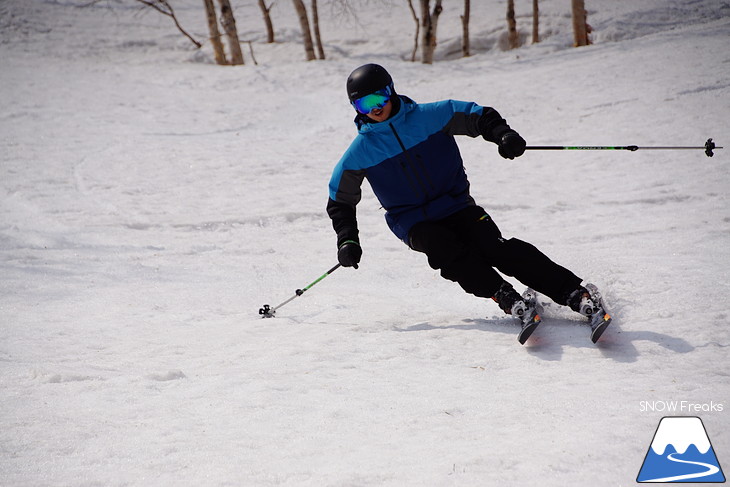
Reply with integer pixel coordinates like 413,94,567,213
337,240,362,269
498,131,526,159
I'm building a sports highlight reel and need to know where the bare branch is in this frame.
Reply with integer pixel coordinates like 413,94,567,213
134,0,202,48
242,40,259,65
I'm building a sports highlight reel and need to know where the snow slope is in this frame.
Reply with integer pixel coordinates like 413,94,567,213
1,0,729,485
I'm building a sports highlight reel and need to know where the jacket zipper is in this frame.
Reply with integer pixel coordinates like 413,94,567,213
388,123,432,202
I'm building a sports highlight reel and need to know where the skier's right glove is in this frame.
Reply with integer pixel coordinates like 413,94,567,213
337,240,362,269
498,131,527,159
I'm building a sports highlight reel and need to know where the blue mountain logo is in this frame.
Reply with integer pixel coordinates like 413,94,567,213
637,416,725,483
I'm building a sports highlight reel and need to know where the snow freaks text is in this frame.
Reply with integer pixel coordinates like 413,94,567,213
639,401,724,413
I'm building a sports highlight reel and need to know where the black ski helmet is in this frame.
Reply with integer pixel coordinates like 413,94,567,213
346,64,393,102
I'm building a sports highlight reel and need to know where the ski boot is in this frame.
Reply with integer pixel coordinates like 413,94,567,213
567,284,612,343
493,283,542,345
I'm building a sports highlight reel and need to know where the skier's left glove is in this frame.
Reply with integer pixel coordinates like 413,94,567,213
498,131,526,159
337,240,362,269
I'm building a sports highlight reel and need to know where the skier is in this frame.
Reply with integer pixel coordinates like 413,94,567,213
327,63,608,342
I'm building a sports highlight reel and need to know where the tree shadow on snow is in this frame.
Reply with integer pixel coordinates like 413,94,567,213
395,317,694,363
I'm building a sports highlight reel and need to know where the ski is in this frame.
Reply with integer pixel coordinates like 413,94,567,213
523,286,612,343
584,283,612,343
517,288,543,345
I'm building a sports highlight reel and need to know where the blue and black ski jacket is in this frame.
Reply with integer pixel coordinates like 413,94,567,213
327,95,514,246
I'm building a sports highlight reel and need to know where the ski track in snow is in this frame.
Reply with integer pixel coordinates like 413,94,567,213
1,0,729,486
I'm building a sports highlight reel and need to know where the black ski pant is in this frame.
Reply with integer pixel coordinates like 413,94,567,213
408,205,582,305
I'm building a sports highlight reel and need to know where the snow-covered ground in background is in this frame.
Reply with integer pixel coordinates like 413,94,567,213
1,0,729,485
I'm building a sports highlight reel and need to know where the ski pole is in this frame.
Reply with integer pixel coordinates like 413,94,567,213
525,138,722,157
259,263,341,318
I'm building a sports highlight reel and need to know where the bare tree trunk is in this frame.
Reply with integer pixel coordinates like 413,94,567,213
216,0,244,64
571,0,591,47
407,0,419,62
258,0,275,43
203,0,227,64
419,0,443,64
461,0,470,57
506,0,519,50
532,0,539,44
311,0,325,60
292,0,316,61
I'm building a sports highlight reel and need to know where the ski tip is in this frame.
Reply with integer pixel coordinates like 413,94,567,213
518,314,542,345
590,313,612,343
601,313,612,327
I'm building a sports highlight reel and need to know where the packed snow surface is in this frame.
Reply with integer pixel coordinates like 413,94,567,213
1,0,729,485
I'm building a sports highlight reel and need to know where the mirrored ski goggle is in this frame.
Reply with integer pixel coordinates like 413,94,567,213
351,85,393,114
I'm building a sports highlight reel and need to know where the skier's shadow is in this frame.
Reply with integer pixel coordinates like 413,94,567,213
515,319,694,363
397,318,694,363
